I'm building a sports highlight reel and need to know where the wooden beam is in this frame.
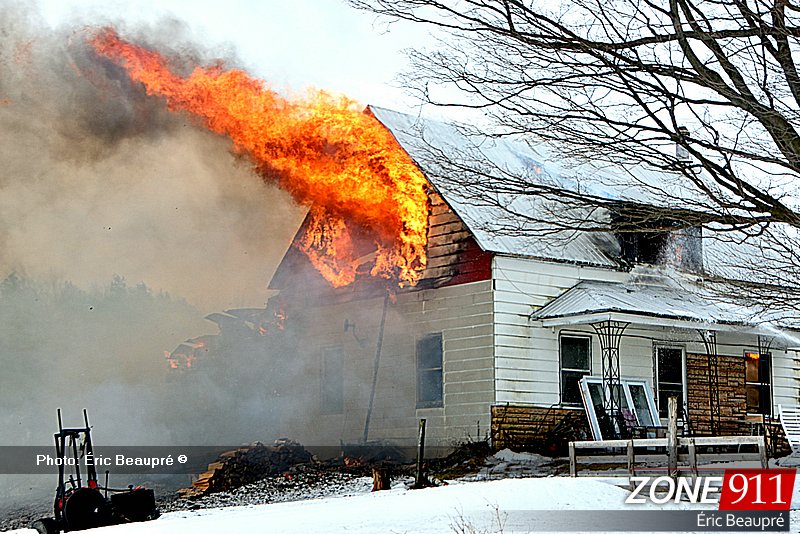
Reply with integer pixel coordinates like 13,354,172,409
667,396,678,479
569,441,577,477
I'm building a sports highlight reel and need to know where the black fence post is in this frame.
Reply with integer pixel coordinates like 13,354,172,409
414,419,427,488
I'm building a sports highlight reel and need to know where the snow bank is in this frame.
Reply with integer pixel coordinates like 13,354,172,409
491,448,550,466
4,476,712,534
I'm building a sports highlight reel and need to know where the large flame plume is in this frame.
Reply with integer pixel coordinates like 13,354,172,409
90,28,428,287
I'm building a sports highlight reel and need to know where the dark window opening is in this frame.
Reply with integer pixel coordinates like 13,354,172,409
655,346,685,418
618,231,671,265
745,351,772,416
321,346,344,414
614,214,702,271
560,336,591,405
417,333,443,408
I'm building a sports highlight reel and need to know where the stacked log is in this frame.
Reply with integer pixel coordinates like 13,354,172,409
179,439,313,498
371,465,391,491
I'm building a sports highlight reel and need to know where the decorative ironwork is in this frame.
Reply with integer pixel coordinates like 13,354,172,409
758,336,774,360
591,320,629,438
757,335,775,418
699,330,720,436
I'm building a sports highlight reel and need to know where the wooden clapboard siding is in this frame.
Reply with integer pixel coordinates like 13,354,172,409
770,348,800,409
269,191,491,300
493,255,626,405
265,190,495,449
272,280,495,450
420,191,492,288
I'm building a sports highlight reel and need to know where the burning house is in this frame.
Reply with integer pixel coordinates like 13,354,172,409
92,31,800,454
256,107,800,452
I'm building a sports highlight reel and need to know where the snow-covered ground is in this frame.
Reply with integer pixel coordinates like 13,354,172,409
6,449,800,533
2,476,738,534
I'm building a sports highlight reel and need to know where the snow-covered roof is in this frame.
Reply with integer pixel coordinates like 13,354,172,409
369,106,622,268
532,279,799,333
369,106,793,284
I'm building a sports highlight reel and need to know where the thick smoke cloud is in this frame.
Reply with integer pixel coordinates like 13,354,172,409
0,2,307,508
0,3,305,313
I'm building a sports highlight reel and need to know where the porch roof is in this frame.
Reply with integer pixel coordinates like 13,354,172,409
531,280,797,335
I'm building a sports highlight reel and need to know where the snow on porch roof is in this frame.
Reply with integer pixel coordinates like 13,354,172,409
531,279,798,334
368,106,623,268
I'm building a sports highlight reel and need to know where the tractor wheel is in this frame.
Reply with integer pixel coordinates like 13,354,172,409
63,487,112,530
30,518,59,534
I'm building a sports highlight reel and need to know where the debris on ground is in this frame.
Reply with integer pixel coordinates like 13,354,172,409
424,440,492,481
467,448,566,480
422,440,564,483
179,439,313,498
0,438,570,531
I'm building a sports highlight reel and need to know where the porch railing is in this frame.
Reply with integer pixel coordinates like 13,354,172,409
568,435,767,477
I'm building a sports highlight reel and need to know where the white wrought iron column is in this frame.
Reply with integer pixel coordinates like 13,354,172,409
591,320,629,438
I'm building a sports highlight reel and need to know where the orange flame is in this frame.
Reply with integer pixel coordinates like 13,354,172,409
90,28,428,287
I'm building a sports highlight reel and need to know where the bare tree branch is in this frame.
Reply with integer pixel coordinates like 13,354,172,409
352,0,800,314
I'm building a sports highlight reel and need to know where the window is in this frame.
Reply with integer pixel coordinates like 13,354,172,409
655,346,686,418
560,336,591,405
320,346,344,414
579,377,660,440
613,213,702,272
745,351,772,415
416,333,443,408
628,383,656,427
617,231,672,265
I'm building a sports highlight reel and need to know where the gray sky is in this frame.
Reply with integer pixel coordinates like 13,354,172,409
38,0,430,110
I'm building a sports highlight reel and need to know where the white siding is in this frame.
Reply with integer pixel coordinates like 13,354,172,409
773,349,800,408
492,255,800,416
278,280,495,449
281,254,799,449
493,255,626,405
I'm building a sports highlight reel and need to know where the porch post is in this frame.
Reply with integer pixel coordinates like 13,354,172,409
757,335,775,418
591,320,630,438
699,330,721,436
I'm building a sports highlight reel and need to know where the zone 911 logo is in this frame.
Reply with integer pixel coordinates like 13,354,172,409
719,469,796,510
625,469,796,510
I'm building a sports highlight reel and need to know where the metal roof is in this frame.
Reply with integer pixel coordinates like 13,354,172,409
532,279,800,333
368,106,795,285
369,106,622,268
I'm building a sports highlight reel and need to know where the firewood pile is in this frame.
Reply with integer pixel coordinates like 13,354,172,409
179,438,313,498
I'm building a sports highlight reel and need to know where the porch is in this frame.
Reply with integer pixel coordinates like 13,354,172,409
493,279,798,454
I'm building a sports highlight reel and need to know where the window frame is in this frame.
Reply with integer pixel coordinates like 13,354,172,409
744,350,772,416
416,333,444,409
559,334,593,406
579,376,661,441
653,344,687,419
320,345,344,415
